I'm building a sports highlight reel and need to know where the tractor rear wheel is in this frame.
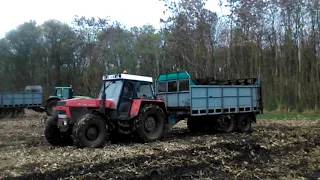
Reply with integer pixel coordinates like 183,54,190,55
44,115,73,146
236,114,252,132
134,104,166,143
45,99,59,116
73,114,108,148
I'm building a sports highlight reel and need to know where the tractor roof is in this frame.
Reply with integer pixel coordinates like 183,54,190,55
55,86,71,89
102,73,153,82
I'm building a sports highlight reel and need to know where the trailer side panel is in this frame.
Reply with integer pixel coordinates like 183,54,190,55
0,92,42,108
190,85,261,116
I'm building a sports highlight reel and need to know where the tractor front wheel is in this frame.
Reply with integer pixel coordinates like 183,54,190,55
134,104,166,143
73,114,108,148
45,99,59,116
44,115,73,146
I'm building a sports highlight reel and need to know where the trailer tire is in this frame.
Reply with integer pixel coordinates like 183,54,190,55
187,116,206,133
0,109,9,118
134,104,166,143
0,109,5,119
236,114,252,132
217,115,235,133
73,114,108,148
44,115,73,146
45,99,59,116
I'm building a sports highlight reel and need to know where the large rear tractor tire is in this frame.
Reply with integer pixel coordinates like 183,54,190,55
73,114,108,148
44,115,73,146
216,114,235,133
134,104,166,143
45,99,59,116
236,114,252,132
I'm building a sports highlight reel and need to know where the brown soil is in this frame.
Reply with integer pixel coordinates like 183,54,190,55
0,111,320,179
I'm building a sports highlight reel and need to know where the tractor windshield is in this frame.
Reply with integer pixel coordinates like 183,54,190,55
98,80,124,99
56,88,71,99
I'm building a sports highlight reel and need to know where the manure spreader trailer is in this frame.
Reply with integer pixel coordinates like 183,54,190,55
47,71,263,148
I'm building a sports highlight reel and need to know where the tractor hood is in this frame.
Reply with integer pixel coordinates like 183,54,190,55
64,98,100,107
73,95,92,99
57,98,117,109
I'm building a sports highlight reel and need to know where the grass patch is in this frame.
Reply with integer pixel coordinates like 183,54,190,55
258,111,320,120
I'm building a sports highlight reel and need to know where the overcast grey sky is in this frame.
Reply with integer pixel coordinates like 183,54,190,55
0,0,229,38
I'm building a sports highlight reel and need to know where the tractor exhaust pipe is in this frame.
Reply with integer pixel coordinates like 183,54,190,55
99,81,106,114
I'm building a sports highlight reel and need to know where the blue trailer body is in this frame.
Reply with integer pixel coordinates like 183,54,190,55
0,86,43,108
0,92,43,108
155,71,263,130
189,85,261,116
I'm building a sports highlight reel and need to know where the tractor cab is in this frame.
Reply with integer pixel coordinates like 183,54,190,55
48,71,168,148
100,72,156,119
54,86,73,100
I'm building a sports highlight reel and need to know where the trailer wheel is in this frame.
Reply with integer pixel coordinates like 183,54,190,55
45,99,59,116
236,114,252,132
12,108,25,118
187,116,206,133
0,109,5,119
44,115,73,146
73,114,108,148
134,104,166,143
0,109,9,118
217,115,235,133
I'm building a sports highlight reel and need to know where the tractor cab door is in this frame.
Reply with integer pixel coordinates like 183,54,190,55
118,80,155,119
118,80,136,119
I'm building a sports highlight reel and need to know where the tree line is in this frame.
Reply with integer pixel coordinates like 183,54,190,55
0,0,319,111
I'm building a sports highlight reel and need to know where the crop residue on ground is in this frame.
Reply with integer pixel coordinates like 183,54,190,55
0,112,320,179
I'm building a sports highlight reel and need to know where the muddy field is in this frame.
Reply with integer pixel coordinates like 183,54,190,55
1,111,320,180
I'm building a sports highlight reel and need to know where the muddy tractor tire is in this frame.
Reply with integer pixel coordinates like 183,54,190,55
236,114,252,132
73,114,108,148
216,114,235,133
45,99,59,116
134,104,166,143
44,115,74,146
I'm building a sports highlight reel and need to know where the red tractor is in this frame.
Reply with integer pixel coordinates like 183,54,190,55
44,72,168,148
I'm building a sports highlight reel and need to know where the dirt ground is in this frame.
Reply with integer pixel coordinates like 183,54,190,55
1,111,320,180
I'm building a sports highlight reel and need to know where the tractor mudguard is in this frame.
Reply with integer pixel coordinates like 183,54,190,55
129,100,142,118
46,96,62,102
129,99,167,120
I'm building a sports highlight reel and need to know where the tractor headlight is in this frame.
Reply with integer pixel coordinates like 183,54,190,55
57,101,66,106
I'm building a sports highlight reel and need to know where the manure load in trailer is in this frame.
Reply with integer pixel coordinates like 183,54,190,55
0,86,43,118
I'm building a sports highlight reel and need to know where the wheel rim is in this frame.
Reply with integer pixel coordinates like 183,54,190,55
144,116,156,133
220,115,231,128
86,125,99,141
51,105,56,112
240,118,248,129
